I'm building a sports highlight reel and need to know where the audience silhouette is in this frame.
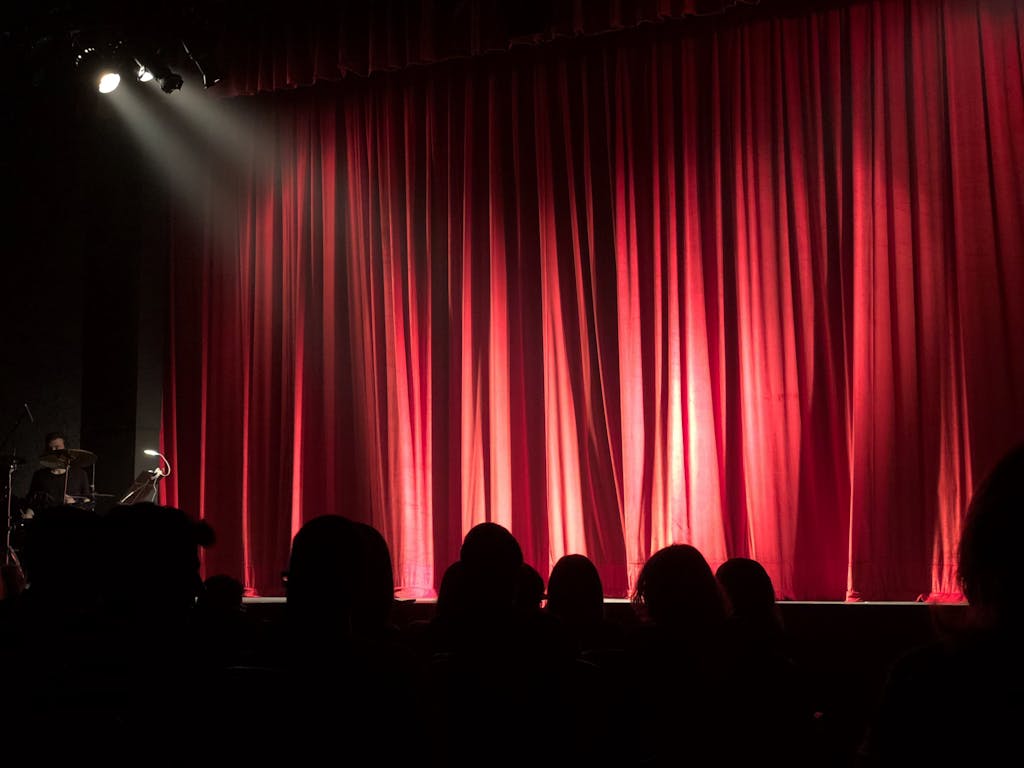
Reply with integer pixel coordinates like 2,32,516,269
282,514,418,761
193,573,252,669
2,502,214,760
716,556,824,766
546,553,625,655
628,543,735,765
5,478,1010,767
858,442,1024,766
515,562,546,613
543,553,630,764
422,522,576,766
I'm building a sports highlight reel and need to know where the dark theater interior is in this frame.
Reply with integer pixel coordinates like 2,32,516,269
2,1,1022,764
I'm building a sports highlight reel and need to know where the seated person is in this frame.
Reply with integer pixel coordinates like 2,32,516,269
24,431,90,517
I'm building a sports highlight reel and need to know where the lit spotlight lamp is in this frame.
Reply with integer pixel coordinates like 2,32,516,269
144,448,172,478
135,59,154,83
75,44,123,94
134,52,183,93
98,71,121,93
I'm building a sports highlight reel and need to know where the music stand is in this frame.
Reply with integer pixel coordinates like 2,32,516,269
119,470,163,505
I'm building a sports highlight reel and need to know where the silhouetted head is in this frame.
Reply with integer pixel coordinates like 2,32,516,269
101,503,214,620
436,560,468,620
459,522,523,610
197,574,245,616
958,442,1024,625
286,515,363,631
43,431,66,452
515,563,546,612
632,544,726,628
20,504,102,602
715,557,777,620
547,554,604,626
352,521,396,635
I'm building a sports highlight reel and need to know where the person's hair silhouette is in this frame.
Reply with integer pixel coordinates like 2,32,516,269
632,543,726,628
859,442,1024,767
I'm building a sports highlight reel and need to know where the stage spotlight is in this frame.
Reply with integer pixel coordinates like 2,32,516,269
159,71,184,93
98,71,120,93
76,43,125,94
134,50,184,93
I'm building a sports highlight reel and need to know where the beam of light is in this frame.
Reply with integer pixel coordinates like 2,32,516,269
104,83,236,238
98,72,120,93
163,84,275,176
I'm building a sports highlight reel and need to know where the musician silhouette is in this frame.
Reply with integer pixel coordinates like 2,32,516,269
24,431,91,516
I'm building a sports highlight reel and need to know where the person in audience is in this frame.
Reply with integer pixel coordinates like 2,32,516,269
193,573,251,669
351,520,401,644
99,502,215,625
283,514,362,642
10,504,103,624
7,503,213,761
514,562,546,613
197,573,245,614
544,553,630,764
436,559,468,619
424,523,575,766
716,557,786,653
458,521,524,622
716,556,824,766
545,553,625,655
278,514,417,762
858,442,1024,766
409,559,468,659
628,544,735,765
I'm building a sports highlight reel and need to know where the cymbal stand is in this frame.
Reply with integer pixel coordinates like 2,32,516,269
3,457,23,573
0,405,29,574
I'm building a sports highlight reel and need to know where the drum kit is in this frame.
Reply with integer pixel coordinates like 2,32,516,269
1,446,106,571
38,447,97,472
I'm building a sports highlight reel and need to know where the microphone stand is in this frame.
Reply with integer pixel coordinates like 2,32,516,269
0,405,28,459
1,406,29,572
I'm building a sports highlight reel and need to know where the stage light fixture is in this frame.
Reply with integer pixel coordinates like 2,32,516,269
76,44,123,95
98,71,120,93
159,71,184,93
134,49,184,93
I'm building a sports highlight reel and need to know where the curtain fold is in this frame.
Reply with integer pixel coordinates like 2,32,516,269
164,0,1024,599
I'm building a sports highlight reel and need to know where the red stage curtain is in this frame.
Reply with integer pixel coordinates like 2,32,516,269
212,0,750,97
163,0,1024,600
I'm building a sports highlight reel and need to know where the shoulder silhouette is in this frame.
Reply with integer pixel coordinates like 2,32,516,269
859,442,1024,767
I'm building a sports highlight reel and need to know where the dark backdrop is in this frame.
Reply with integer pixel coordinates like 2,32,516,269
1,79,166,507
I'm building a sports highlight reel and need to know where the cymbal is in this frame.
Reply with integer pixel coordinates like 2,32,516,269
0,454,26,466
39,448,97,469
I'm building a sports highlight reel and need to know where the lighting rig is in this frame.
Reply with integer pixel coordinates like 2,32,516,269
74,35,219,94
